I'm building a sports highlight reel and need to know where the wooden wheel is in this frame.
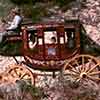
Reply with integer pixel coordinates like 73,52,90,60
7,64,34,85
0,73,8,84
63,55,100,83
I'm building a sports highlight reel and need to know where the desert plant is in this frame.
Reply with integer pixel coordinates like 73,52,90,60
0,79,45,100
15,80,44,100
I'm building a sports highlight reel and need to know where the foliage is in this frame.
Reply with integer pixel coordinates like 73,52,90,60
9,0,78,21
0,40,22,56
10,0,34,5
0,0,14,17
21,4,49,22
14,79,45,100
0,79,44,100
54,0,76,7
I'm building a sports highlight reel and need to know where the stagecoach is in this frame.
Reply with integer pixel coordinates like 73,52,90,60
0,19,100,85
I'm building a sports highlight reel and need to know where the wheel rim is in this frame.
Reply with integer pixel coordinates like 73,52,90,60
63,55,100,83
7,64,34,85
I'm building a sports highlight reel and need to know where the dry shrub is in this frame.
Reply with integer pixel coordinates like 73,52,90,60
0,80,44,100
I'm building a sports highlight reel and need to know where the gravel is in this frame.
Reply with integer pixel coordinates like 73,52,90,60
69,0,100,45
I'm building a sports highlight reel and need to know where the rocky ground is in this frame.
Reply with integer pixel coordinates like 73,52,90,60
79,0,100,45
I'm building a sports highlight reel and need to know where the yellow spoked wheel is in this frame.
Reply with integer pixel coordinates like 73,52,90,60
0,73,9,84
7,64,34,85
63,55,100,83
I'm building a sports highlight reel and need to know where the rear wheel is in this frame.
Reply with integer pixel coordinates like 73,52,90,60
63,55,100,83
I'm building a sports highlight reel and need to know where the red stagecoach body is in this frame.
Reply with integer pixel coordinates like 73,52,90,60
21,20,81,70
0,20,100,85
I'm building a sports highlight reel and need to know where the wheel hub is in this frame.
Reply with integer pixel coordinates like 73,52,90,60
80,72,87,78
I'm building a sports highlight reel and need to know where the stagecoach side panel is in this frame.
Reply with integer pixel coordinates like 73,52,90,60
21,21,82,70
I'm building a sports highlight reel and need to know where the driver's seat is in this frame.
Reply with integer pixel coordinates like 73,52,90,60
4,19,23,41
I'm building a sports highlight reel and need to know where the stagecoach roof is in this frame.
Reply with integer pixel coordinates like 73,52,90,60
22,19,81,31
22,19,81,25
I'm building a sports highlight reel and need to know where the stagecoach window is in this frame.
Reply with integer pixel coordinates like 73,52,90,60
44,31,57,44
65,29,75,49
28,32,37,49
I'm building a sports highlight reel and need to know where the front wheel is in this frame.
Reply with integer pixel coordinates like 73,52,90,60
7,64,34,85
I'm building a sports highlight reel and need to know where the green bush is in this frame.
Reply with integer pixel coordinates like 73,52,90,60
10,0,33,5
55,0,75,7
21,4,48,22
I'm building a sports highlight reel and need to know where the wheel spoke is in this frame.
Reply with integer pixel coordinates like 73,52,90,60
14,69,19,76
81,56,85,72
64,62,70,70
20,73,27,79
74,77,82,82
87,75,100,81
64,63,80,74
88,71,100,75
87,63,100,74
74,59,80,66
85,59,93,72
69,69,79,74
64,72,79,77
74,60,81,72
67,64,73,69
10,69,19,77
